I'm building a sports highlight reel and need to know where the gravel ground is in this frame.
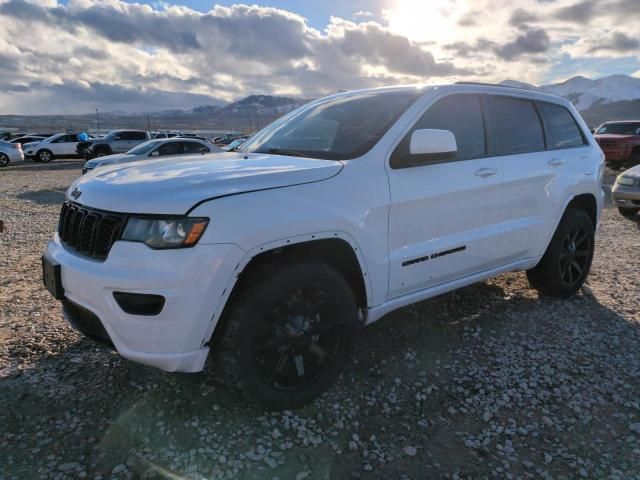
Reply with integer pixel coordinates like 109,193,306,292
1,160,639,480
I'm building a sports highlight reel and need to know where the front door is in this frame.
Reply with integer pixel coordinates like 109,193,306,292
386,94,507,299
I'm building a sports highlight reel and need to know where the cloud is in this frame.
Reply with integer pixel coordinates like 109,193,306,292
0,0,479,113
509,8,538,26
589,32,640,53
494,28,551,60
0,0,639,114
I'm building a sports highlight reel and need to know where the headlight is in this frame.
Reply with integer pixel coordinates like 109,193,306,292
121,217,209,249
616,175,637,186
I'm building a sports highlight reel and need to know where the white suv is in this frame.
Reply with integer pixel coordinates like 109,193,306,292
43,84,604,409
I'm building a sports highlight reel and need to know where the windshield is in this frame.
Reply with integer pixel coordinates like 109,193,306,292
239,90,423,160
127,140,160,155
596,123,640,135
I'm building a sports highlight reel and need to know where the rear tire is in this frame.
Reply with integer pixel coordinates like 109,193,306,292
0,153,9,167
37,149,53,163
527,208,595,298
618,207,639,217
216,261,358,410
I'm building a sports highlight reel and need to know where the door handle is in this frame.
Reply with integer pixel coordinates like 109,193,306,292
548,158,565,167
475,167,498,178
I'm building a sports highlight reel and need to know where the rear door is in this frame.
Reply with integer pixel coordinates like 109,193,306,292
50,134,78,156
386,94,507,299
110,132,130,153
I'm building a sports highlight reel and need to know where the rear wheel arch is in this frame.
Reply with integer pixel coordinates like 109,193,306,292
566,193,597,228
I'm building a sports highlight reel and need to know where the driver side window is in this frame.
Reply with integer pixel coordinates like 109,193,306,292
391,95,487,168
156,142,183,156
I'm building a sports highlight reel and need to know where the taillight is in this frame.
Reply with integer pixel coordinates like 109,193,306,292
11,144,21,149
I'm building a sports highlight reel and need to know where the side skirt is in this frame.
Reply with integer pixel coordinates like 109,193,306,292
365,257,539,325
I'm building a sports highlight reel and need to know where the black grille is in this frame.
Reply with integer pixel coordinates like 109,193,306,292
58,202,126,260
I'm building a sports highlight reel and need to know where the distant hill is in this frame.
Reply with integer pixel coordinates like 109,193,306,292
500,74,640,126
0,95,311,134
3,75,640,133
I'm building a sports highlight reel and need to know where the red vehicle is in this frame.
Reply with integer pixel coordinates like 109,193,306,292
594,121,640,168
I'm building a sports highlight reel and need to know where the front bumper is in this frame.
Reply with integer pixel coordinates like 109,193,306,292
46,235,245,372
612,183,640,208
602,149,632,164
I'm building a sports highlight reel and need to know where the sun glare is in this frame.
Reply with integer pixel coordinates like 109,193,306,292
385,0,463,43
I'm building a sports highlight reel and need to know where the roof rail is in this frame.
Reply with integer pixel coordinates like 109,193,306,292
455,81,532,91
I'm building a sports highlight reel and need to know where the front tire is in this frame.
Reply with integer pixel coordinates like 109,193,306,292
527,208,595,298
618,207,639,217
37,149,53,163
216,261,358,410
0,153,9,167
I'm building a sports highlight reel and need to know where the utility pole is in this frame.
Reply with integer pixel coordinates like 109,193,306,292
147,114,151,132
96,108,100,134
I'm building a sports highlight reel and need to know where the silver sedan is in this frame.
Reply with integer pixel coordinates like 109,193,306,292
612,164,640,217
0,140,25,167
82,138,222,174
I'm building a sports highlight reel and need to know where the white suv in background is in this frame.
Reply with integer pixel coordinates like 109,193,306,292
24,133,86,162
43,84,604,409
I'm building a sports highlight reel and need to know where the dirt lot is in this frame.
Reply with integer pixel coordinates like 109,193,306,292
1,160,639,480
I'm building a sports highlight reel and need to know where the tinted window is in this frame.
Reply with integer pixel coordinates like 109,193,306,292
128,140,160,155
157,142,183,156
184,142,209,153
488,96,545,155
539,103,586,148
53,134,77,143
118,132,147,141
240,90,422,160
595,123,640,135
409,94,486,161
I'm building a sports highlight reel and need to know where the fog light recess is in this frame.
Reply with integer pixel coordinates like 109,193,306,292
113,292,165,316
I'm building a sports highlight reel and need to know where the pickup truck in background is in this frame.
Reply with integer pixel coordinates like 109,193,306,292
593,121,640,168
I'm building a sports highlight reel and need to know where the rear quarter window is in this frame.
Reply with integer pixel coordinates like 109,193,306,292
538,102,586,149
487,96,545,155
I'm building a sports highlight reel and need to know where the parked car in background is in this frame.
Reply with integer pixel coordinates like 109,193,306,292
10,135,47,145
23,133,88,162
0,140,24,167
594,121,640,168
82,138,222,174
44,84,603,409
77,130,150,159
150,131,179,139
612,165,640,217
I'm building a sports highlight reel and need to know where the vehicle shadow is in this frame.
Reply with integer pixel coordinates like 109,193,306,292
7,160,83,172
16,188,66,205
1,274,638,479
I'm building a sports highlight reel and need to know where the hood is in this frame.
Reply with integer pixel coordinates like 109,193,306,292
595,134,638,141
86,153,129,167
621,164,640,178
68,152,343,214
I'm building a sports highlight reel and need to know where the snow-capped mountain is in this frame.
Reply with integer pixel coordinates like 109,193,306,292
500,74,640,111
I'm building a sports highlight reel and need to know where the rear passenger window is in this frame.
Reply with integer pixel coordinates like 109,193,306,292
408,95,486,161
184,142,209,154
488,96,545,155
538,103,586,149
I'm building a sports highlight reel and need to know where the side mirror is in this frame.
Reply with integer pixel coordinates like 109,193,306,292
410,129,457,157
391,129,457,169
150,151,160,157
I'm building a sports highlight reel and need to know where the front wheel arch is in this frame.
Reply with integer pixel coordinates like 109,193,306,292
206,236,370,349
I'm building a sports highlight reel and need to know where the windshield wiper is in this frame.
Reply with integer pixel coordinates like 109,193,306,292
261,148,312,158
